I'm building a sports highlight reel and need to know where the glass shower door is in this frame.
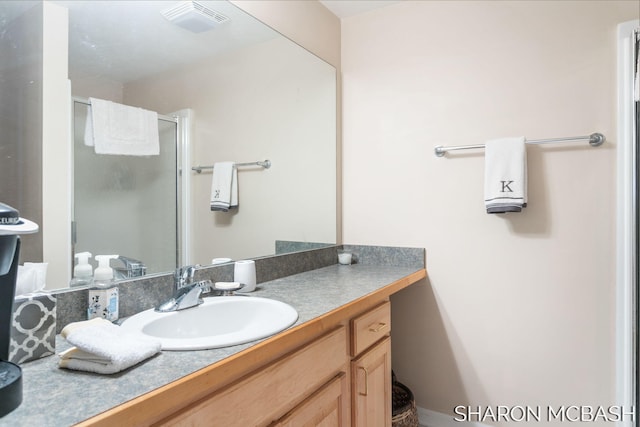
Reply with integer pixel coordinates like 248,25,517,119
72,101,178,276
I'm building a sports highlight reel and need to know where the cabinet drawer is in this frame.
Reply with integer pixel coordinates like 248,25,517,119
160,326,347,427
350,302,390,357
272,373,348,427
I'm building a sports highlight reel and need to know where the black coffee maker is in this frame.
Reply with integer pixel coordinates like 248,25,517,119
0,203,38,417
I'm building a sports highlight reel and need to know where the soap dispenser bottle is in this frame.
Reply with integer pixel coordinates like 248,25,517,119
88,254,119,321
70,252,93,287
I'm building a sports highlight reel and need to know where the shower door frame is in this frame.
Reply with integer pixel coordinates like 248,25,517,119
616,20,639,427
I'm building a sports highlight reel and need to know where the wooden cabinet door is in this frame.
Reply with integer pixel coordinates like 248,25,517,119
159,327,347,426
351,336,392,427
273,373,349,427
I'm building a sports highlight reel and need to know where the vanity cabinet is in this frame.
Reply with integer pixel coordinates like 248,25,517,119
272,301,393,427
82,302,395,427
160,326,349,427
77,267,428,427
350,302,392,427
156,303,393,427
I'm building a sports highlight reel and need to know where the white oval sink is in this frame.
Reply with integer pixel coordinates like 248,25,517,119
120,296,298,350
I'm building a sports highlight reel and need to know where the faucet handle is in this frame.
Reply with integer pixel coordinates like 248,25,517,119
174,264,200,288
186,264,199,280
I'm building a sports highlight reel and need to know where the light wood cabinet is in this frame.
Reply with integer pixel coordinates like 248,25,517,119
272,373,349,427
351,337,392,427
350,302,392,427
160,303,394,427
160,327,348,427
350,301,391,357
162,302,393,427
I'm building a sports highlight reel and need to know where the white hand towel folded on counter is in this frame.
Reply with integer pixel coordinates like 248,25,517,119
58,318,161,374
210,162,238,212
85,97,160,156
484,137,528,214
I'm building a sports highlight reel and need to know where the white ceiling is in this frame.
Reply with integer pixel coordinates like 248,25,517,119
319,0,400,19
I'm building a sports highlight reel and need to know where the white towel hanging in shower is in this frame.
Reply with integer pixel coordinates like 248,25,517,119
85,97,160,156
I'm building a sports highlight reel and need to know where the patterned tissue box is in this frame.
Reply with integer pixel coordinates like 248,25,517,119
9,293,56,364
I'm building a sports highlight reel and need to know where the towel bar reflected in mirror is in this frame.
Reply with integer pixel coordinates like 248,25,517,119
192,160,271,173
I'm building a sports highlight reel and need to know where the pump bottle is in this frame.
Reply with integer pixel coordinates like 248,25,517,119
88,254,119,321
70,252,93,287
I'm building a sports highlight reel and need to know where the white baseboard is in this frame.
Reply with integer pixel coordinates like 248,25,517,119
417,407,492,427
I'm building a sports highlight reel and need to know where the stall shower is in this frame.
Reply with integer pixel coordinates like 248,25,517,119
71,98,187,276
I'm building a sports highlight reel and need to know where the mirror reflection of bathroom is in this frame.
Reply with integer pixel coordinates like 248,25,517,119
0,0,337,290
51,0,337,286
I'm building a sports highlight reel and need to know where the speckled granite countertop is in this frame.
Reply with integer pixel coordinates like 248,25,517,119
2,263,423,427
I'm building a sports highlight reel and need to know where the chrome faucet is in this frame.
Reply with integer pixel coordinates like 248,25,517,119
155,265,211,312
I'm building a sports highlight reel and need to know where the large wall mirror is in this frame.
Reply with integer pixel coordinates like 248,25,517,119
0,0,337,290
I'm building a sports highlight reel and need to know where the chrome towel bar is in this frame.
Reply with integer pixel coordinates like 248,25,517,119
434,133,605,157
191,160,271,173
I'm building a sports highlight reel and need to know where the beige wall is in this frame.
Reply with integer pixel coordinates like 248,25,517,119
341,0,638,422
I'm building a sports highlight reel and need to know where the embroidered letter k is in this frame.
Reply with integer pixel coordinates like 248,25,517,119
500,181,514,192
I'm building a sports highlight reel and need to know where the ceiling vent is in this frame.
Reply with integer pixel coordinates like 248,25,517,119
161,1,230,33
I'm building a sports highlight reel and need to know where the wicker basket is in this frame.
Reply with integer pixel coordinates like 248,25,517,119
392,375,419,427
